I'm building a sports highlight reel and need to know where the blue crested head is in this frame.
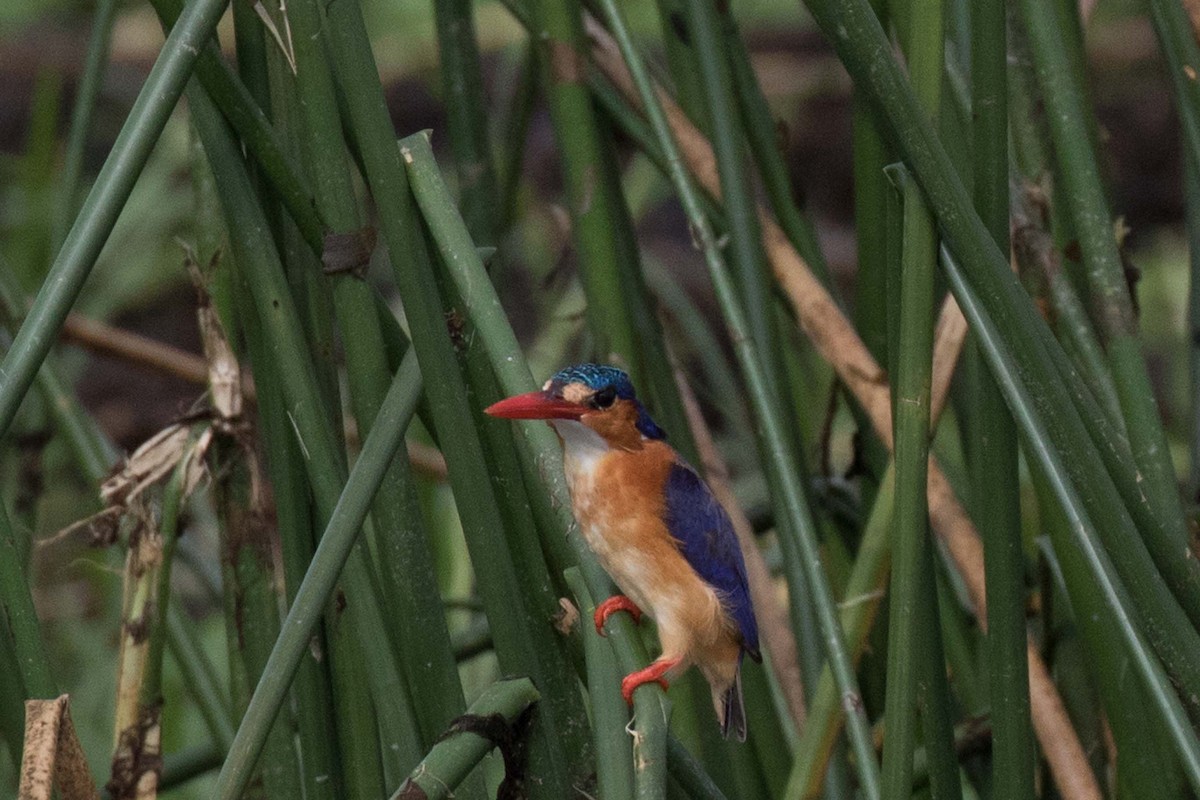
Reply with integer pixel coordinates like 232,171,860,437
548,363,666,440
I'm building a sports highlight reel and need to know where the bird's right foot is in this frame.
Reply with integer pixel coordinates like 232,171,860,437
594,595,642,636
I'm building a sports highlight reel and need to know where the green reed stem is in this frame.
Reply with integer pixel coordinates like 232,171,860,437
969,1,1033,796
433,0,499,245
879,5,944,785
0,500,55,699
567,568,635,800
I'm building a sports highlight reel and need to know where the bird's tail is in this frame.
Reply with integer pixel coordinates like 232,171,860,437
714,668,747,742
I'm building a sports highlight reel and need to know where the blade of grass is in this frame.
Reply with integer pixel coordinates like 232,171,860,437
583,4,881,797
0,0,230,439
968,1,1034,797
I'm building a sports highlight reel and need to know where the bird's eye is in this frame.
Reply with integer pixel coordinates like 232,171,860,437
591,386,617,409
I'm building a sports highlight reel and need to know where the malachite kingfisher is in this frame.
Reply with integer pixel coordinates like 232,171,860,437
486,363,761,741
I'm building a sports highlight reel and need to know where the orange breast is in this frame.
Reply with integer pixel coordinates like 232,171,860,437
566,441,737,663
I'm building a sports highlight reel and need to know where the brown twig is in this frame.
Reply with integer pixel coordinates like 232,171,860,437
671,356,807,731
61,313,214,390
587,25,1101,800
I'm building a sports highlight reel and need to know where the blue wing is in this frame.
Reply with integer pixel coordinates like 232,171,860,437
663,462,760,659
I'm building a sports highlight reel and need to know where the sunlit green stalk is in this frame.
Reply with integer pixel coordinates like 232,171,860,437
0,0,229,440
589,3,881,797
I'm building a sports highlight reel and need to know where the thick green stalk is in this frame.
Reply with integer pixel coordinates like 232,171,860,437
387,678,540,800
527,0,639,367
323,4,591,793
51,0,119,253
969,1,1033,797
800,0,1200,712
590,4,880,797
433,0,499,244
942,249,1200,792
0,0,229,439
1015,0,1190,572
879,5,944,784
567,569,635,800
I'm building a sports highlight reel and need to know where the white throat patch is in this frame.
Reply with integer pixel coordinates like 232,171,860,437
552,419,609,476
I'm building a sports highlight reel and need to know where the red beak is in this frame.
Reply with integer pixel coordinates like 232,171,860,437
485,391,586,420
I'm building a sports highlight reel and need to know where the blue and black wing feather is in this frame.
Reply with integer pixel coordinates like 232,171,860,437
663,462,760,660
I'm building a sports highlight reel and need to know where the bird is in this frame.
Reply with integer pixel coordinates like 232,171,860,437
485,363,760,740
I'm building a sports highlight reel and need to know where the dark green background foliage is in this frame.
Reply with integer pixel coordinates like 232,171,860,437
0,0,1197,797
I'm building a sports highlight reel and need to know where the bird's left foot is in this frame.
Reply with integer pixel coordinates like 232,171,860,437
594,595,642,636
621,658,680,705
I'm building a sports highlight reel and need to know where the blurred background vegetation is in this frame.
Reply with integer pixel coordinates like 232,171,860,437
0,0,1197,797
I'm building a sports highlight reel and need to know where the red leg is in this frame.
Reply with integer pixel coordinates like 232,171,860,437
594,595,642,636
621,658,680,705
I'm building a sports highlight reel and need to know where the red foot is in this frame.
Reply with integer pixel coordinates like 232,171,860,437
621,658,680,705
594,595,642,636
